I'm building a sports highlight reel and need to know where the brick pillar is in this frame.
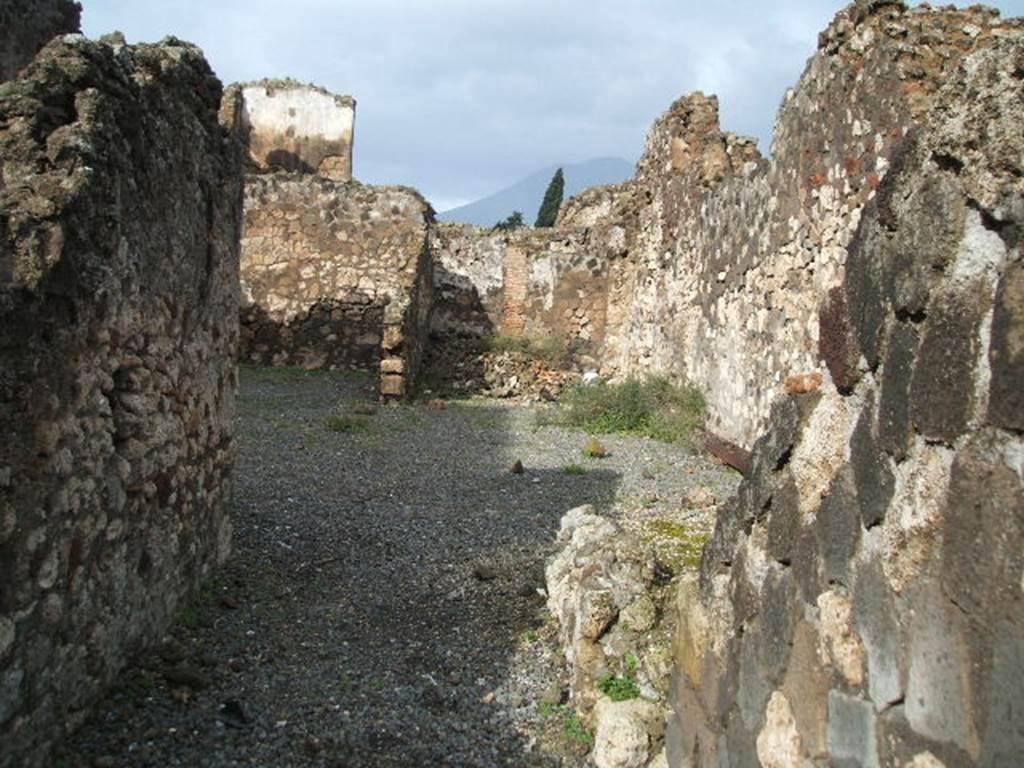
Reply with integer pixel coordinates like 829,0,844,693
503,244,528,333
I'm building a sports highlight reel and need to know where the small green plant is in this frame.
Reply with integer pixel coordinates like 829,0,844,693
324,415,370,433
562,464,588,476
538,700,558,718
625,653,639,674
369,678,386,691
520,629,539,646
596,673,640,702
563,712,594,746
582,438,608,458
556,377,706,445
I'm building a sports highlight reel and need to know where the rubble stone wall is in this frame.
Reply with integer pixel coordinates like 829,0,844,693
0,36,242,767
239,176,433,397
240,80,355,181
0,0,81,81
670,30,1024,768
430,3,1018,449
430,210,625,368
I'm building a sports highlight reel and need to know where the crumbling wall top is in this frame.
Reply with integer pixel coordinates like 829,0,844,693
239,79,356,181
0,0,81,81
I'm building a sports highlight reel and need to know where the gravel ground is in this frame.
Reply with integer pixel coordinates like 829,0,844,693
61,366,738,768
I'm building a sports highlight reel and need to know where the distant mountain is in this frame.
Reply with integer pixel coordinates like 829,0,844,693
437,157,634,227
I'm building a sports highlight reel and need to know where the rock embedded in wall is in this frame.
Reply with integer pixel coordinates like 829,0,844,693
669,27,1024,767
240,79,356,181
0,0,81,81
0,34,242,767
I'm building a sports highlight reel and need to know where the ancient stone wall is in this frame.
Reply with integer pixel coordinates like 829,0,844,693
0,35,242,767
239,176,433,397
240,80,355,181
670,30,1023,767
601,1,1020,448
0,0,81,81
430,199,627,369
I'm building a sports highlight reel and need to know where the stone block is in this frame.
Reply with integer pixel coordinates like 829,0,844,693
754,568,798,687
904,581,979,757
379,374,405,398
380,357,405,375
816,468,860,586
910,287,984,443
981,623,1024,766
877,320,918,460
782,622,829,758
988,260,1024,431
852,558,903,711
850,396,894,529
941,430,1023,624
827,691,880,768
844,218,889,370
766,474,800,565
818,286,862,393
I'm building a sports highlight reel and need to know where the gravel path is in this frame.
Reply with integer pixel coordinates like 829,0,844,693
62,367,738,767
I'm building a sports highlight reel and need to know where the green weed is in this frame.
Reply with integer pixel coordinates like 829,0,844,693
562,464,588,476
556,377,705,445
563,713,595,746
324,415,370,433
596,673,640,702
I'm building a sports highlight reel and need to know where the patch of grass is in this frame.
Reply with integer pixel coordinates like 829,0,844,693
562,464,588,476
596,673,640,702
538,700,558,718
519,629,540,646
556,377,706,445
581,438,608,458
324,415,371,433
625,653,639,674
563,712,595,746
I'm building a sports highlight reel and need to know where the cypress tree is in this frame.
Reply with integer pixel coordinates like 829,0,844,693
534,167,564,228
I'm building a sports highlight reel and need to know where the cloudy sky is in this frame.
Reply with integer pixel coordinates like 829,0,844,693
83,0,1024,211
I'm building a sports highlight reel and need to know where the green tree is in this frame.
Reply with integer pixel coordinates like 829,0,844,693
534,167,564,228
493,210,525,231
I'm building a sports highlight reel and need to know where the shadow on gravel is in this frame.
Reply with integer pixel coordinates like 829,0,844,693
62,365,622,768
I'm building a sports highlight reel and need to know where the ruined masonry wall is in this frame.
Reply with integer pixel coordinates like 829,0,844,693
431,210,626,368
240,176,433,397
604,2,1020,448
671,32,1024,767
0,37,242,767
241,81,355,181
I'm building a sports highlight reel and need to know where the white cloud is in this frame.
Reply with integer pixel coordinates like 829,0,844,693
81,0,1024,206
